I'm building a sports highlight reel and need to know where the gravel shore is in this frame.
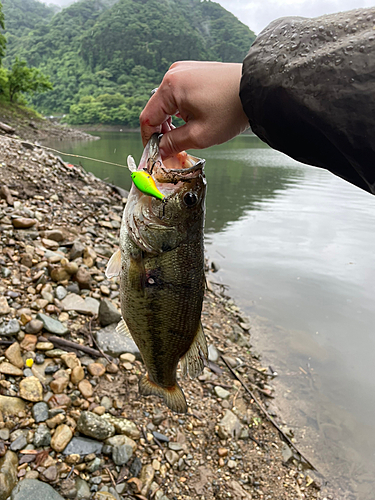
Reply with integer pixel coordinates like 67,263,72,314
0,132,323,500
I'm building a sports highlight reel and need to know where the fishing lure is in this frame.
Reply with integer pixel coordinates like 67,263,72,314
127,155,165,201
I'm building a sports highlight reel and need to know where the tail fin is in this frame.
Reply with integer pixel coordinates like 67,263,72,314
139,374,187,414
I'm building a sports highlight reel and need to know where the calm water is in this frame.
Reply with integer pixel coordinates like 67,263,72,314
46,131,375,499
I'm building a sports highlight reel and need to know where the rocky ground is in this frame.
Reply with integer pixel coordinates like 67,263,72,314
0,131,325,500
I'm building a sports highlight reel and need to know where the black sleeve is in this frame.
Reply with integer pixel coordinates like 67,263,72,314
240,7,375,194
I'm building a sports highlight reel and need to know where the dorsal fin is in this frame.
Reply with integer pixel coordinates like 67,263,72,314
116,318,132,339
105,249,122,278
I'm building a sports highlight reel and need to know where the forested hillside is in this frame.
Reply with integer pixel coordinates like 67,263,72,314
2,0,256,126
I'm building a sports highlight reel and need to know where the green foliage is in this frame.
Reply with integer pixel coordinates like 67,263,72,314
6,57,53,102
0,1,6,63
3,0,256,125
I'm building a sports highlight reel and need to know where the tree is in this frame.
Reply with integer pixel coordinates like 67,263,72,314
0,2,6,64
7,57,52,102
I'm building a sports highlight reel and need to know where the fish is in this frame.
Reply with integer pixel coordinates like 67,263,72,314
106,133,208,413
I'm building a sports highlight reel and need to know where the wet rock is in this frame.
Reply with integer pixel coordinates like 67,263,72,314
19,376,43,402
101,414,140,439
0,318,20,336
0,451,18,500
112,443,133,465
5,342,24,369
98,299,121,327
50,424,73,452
32,402,49,423
63,436,103,456
10,478,65,500
77,411,115,440
70,241,85,260
0,395,26,415
36,313,68,335
75,477,91,499
218,410,242,440
55,285,67,301
75,268,91,289
0,362,23,377
25,319,43,335
78,379,94,398
33,424,52,447
0,296,10,315
95,324,140,359
214,386,231,400
12,217,37,229
61,294,99,315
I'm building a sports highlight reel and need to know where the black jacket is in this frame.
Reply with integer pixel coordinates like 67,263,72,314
240,8,375,194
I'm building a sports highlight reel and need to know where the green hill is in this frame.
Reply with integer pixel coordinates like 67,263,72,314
2,0,256,126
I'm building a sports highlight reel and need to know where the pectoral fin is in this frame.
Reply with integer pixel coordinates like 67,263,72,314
105,249,122,278
180,321,208,379
139,374,187,414
116,318,132,339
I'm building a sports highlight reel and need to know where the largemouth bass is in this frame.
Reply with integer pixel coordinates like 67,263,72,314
106,134,207,413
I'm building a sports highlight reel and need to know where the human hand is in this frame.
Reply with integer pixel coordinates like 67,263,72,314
139,61,250,158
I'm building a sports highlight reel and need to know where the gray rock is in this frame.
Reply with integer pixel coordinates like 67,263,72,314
63,436,103,456
0,319,20,337
281,443,294,463
10,479,64,500
77,411,115,440
168,442,183,451
10,434,27,451
214,386,231,400
165,450,179,466
208,344,220,363
230,325,250,347
0,451,18,500
61,294,99,315
0,429,9,441
25,319,43,335
217,410,242,440
70,241,85,260
75,477,91,499
55,285,68,301
98,299,121,327
36,313,68,336
95,324,140,359
100,396,112,410
66,282,80,294
86,457,102,473
32,402,49,423
33,424,51,448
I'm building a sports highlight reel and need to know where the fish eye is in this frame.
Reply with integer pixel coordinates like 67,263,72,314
183,192,198,207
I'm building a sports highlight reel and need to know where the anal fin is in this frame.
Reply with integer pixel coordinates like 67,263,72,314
180,321,208,379
116,318,132,339
139,374,187,414
105,249,122,278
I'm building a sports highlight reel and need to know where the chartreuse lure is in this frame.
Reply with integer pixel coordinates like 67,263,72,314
127,155,165,201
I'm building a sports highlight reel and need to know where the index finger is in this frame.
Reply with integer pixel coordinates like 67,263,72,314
139,85,179,146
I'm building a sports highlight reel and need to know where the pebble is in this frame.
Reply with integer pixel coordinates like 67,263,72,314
78,379,94,398
32,402,49,423
208,344,220,362
101,414,140,439
70,241,85,260
0,362,23,377
98,299,121,327
9,434,27,451
75,477,91,499
24,320,43,335
12,217,37,228
87,363,106,377
19,376,43,402
71,365,85,385
5,342,24,369
77,411,115,440
139,464,155,496
0,451,18,500
36,313,68,335
112,443,133,465
0,395,26,415
100,396,112,410
33,424,51,447
217,447,228,457
50,376,69,394
20,334,37,351
43,229,64,242
55,285,68,301
9,478,65,500
0,319,20,336
95,324,140,358
214,386,231,399
61,294,99,315
35,341,54,351
165,450,179,466
61,353,80,369
0,296,10,315
218,410,242,440
63,437,103,456
75,268,91,289
50,424,73,452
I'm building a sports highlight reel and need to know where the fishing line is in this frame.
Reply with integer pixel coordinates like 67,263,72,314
1,135,129,169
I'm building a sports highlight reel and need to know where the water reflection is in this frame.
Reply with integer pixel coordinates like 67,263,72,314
45,132,375,499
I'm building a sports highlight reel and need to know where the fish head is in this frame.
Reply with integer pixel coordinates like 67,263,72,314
124,134,206,254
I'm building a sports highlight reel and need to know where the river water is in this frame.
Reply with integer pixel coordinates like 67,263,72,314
46,131,375,499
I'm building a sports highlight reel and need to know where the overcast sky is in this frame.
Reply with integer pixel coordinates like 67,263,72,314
45,0,375,34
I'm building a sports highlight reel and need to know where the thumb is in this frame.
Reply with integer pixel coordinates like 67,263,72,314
159,123,196,159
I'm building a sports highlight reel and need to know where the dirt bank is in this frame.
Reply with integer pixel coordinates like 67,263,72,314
0,127,325,500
